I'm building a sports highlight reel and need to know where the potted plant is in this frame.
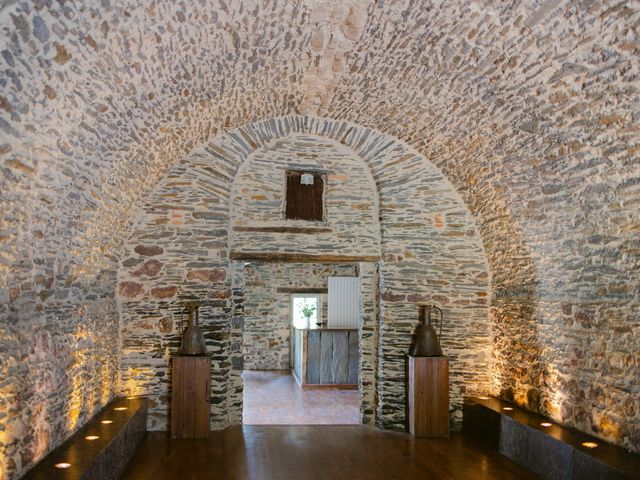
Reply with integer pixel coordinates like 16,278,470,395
300,302,317,328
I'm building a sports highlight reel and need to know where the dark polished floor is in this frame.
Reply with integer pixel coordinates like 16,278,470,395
122,426,538,480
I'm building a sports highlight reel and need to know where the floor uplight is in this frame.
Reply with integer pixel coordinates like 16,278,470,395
55,463,71,469
478,396,490,400
101,420,113,424
540,422,552,427
114,407,128,411
85,435,100,440
502,407,513,411
582,442,598,449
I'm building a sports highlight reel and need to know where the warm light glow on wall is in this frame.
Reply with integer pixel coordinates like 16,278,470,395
123,366,155,399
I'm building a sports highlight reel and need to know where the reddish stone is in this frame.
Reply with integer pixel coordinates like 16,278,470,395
432,295,449,304
9,287,20,301
158,317,173,334
381,291,405,302
151,286,177,299
186,269,226,283
208,289,231,299
132,259,163,277
53,43,71,64
119,282,144,298
21,449,34,470
134,245,164,256
575,309,595,328
407,294,428,303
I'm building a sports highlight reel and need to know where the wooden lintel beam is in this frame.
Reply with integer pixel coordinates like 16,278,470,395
229,252,380,264
276,287,328,294
233,226,333,234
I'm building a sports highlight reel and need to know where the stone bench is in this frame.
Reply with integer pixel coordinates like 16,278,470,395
464,396,640,480
22,397,147,480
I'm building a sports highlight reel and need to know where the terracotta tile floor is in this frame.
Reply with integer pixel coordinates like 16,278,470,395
242,370,360,425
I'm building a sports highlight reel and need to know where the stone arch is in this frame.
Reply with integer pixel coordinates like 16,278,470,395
118,115,491,431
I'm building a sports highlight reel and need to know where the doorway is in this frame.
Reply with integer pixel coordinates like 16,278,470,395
241,262,362,425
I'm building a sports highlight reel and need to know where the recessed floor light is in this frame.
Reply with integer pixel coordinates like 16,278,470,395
478,396,490,400
582,442,598,449
101,420,113,424
85,435,100,440
502,407,514,411
540,422,552,427
55,463,71,469
114,407,128,411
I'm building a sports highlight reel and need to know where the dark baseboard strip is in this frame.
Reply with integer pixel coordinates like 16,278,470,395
463,396,639,480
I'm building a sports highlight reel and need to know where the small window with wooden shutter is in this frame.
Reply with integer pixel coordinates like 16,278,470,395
285,170,325,221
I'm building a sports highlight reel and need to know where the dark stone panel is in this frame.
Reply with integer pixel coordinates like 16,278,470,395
499,416,573,480
22,398,147,480
572,450,630,480
464,397,640,480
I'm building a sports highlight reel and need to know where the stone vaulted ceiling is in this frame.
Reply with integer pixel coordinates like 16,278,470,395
1,0,637,287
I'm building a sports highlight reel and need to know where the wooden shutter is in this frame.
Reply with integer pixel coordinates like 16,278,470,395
285,172,324,221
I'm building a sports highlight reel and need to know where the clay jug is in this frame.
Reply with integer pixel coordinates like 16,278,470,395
409,305,444,357
180,305,208,355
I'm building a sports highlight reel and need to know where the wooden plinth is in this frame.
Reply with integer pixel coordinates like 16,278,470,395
408,356,449,437
171,355,211,439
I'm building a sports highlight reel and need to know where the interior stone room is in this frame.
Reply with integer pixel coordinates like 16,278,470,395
0,1,638,479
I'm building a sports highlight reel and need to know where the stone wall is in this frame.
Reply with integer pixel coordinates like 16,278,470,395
118,155,238,431
0,275,119,480
118,117,490,433
230,134,380,256
2,1,638,477
243,263,358,370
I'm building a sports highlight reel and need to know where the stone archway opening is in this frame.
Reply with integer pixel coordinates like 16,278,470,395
118,116,490,434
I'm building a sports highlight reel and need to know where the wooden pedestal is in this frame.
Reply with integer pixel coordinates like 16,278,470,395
171,355,211,439
408,356,449,437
